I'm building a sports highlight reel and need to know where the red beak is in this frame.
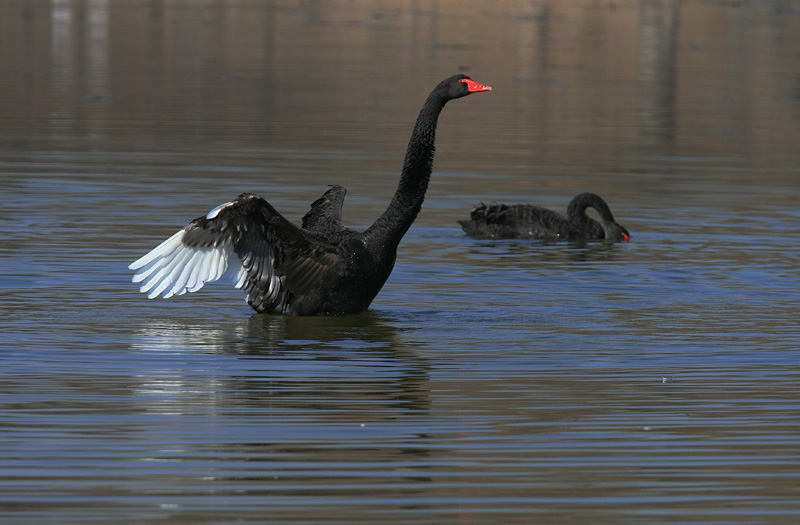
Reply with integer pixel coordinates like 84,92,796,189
460,78,492,93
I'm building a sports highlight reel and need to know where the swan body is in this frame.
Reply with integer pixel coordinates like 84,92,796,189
130,74,491,315
459,192,630,241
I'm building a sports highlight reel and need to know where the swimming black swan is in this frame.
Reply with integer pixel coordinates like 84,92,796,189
459,192,630,241
129,74,491,315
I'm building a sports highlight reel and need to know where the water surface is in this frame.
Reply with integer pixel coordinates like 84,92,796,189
2,0,800,522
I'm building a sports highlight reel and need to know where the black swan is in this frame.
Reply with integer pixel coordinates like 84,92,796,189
459,192,630,241
129,74,491,315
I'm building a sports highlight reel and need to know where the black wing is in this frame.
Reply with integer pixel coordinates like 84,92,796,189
301,185,348,235
130,193,339,313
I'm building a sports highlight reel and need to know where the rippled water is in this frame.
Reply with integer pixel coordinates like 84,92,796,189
2,0,800,522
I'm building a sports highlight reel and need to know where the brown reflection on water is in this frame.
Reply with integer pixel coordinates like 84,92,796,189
3,1,800,185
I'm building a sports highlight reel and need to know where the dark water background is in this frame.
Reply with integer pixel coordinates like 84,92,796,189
2,0,800,522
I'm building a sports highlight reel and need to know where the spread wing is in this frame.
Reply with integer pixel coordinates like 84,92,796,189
129,193,339,313
301,184,348,235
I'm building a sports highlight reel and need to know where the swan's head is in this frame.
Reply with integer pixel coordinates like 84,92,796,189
436,74,492,100
606,223,631,242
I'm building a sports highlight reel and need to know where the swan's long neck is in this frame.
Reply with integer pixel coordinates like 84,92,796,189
569,194,615,225
366,91,447,248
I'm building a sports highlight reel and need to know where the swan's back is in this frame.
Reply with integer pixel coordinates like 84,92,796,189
459,202,572,239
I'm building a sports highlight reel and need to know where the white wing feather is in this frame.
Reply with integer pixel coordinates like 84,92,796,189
129,228,244,299
165,249,203,298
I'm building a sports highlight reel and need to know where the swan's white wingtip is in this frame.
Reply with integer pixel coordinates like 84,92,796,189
129,230,185,271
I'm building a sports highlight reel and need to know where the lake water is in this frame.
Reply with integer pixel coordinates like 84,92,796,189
2,0,800,522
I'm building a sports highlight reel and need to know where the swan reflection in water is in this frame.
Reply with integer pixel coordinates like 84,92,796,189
130,310,431,418
127,311,436,484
